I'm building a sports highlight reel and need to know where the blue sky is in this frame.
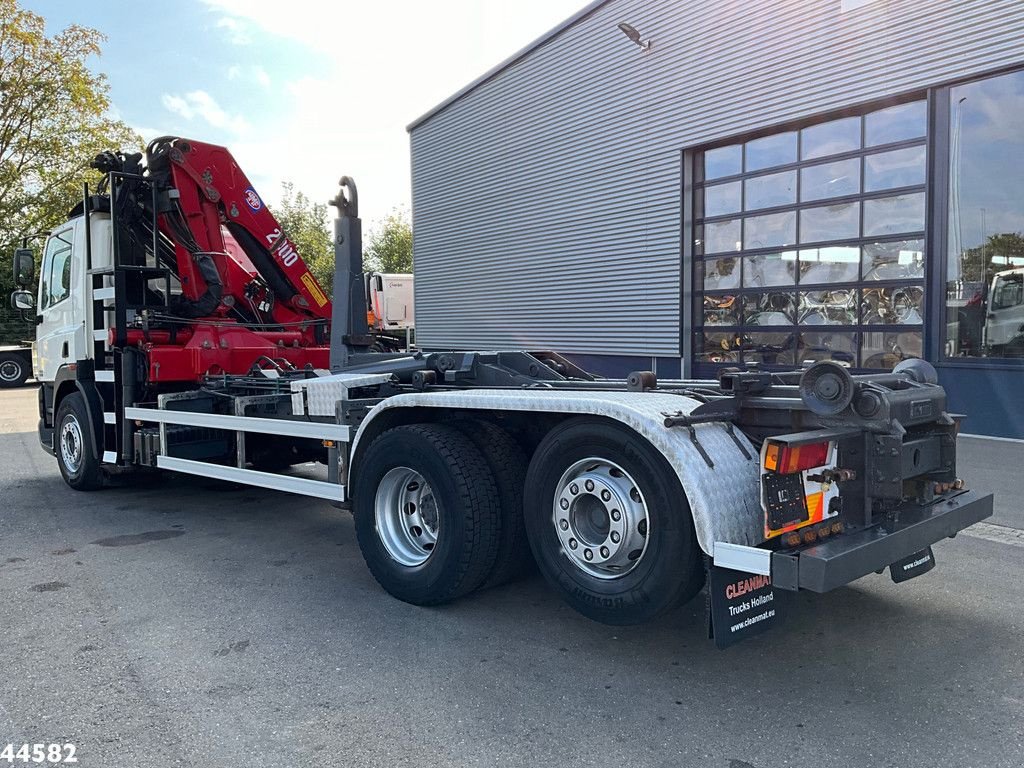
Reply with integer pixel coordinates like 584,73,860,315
29,0,589,224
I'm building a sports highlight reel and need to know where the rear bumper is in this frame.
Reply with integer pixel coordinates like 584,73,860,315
771,490,993,592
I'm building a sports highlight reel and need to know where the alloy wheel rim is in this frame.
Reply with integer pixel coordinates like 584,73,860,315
60,415,84,474
552,457,650,579
0,360,20,382
374,466,440,566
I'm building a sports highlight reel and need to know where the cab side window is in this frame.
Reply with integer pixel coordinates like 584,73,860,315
39,232,73,310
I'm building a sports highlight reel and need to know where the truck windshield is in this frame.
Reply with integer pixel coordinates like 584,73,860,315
991,275,1023,310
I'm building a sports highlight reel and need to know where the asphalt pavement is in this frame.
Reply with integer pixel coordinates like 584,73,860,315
1,385,1022,768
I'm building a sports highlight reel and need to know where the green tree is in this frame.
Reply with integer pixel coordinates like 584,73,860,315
0,0,140,342
273,181,334,295
364,207,413,273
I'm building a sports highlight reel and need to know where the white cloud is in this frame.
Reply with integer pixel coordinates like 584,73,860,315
225,64,270,88
161,90,251,135
196,0,590,223
215,16,250,45
252,65,271,89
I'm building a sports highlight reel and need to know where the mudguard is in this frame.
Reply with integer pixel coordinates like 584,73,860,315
348,389,762,554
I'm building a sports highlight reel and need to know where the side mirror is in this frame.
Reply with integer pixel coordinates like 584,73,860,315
10,290,38,324
11,290,34,311
13,248,35,288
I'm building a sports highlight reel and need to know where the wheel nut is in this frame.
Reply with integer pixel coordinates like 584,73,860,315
585,479,595,492
570,483,579,495
559,498,569,510
601,489,611,501
559,519,569,530
584,549,594,560
568,538,578,550
611,509,621,522
610,531,620,543
600,546,610,558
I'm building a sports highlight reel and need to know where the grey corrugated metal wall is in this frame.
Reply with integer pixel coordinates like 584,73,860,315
410,0,1024,357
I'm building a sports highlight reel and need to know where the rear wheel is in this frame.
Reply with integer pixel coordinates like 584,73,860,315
54,393,104,491
352,424,501,605
524,418,704,625
0,353,29,388
450,419,534,587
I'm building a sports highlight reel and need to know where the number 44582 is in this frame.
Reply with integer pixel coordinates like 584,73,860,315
0,745,77,764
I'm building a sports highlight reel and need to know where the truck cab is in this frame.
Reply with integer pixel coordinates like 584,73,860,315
984,268,1024,354
32,215,114,382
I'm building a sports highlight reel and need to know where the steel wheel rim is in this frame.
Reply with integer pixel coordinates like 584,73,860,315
0,360,20,382
552,457,650,580
60,415,84,474
374,466,439,567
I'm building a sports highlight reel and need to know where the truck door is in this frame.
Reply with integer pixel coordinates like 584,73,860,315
35,226,82,382
985,270,1024,351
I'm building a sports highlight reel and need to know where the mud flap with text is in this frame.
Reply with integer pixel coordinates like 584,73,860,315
889,546,936,583
708,563,792,649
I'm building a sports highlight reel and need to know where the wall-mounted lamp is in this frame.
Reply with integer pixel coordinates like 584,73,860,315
617,22,651,51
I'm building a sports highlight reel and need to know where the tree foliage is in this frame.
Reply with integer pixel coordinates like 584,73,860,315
0,0,140,342
960,232,1024,284
364,207,413,274
273,181,334,295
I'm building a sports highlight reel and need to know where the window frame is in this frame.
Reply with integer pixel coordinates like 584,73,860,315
689,99,929,374
39,230,74,311
929,65,1024,369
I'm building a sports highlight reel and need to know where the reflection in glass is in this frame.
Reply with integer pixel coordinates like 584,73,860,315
946,70,1024,359
742,332,796,365
743,292,796,325
745,132,797,172
744,211,796,249
702,257,740,290
697,332,741,363
864,145,926,192
744,171,796,211
861,331,922,368
703,294,740,325
800,202,860,243
799,246,859,284
861,285,924,325
743,251,797,287
799,290,858,325
864,193,925,237
865,101,926,146
800,158,860,202
862,239,925,280
705,145,742,180
798,332,858,366
801,117,861,160
705,181,742,216
701,218,741,254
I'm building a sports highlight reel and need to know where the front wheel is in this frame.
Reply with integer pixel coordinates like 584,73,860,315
0,353,29,388
524,418,705,626
54,393,104,491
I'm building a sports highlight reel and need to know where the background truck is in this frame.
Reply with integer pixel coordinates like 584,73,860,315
365,271,414,352
8,137,993,646
0,342,32,387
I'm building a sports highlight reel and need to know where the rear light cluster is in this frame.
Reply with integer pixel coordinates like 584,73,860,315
762,440,830,474
781,520,844,548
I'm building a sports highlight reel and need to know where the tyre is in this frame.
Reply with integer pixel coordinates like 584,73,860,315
450,419,534,588
352,424,501,606
524,418,705,626
54,393,104,491
0,353,29,388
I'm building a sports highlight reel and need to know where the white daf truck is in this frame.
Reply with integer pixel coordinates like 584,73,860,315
8,137,993,647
